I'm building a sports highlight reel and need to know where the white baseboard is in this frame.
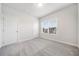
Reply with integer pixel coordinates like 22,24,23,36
1,37,39,47
1,37,78,48
40,37,77,48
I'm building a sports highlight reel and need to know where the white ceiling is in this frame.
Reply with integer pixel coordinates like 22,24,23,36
4,3,72,18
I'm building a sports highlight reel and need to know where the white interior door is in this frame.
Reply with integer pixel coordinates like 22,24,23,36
3,15,17,46
17,16,33,42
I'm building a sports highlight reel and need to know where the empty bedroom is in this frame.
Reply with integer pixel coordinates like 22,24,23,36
0,3,79,56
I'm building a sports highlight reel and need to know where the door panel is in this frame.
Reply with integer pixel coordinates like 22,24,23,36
17,16,33,42
3,15,17,46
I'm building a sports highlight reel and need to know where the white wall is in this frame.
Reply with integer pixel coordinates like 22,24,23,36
78,4,79,48
0,4,2,48
2,4,39,46
40,4,77,46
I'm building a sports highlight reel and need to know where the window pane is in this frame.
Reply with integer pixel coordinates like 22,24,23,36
41,18,57,34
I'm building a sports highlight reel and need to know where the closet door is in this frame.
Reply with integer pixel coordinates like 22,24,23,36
3,15,17,46
17,16,33,42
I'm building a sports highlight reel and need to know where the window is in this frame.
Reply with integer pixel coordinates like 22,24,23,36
49,27,56,34
41,18,57,34
43,28,48,33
